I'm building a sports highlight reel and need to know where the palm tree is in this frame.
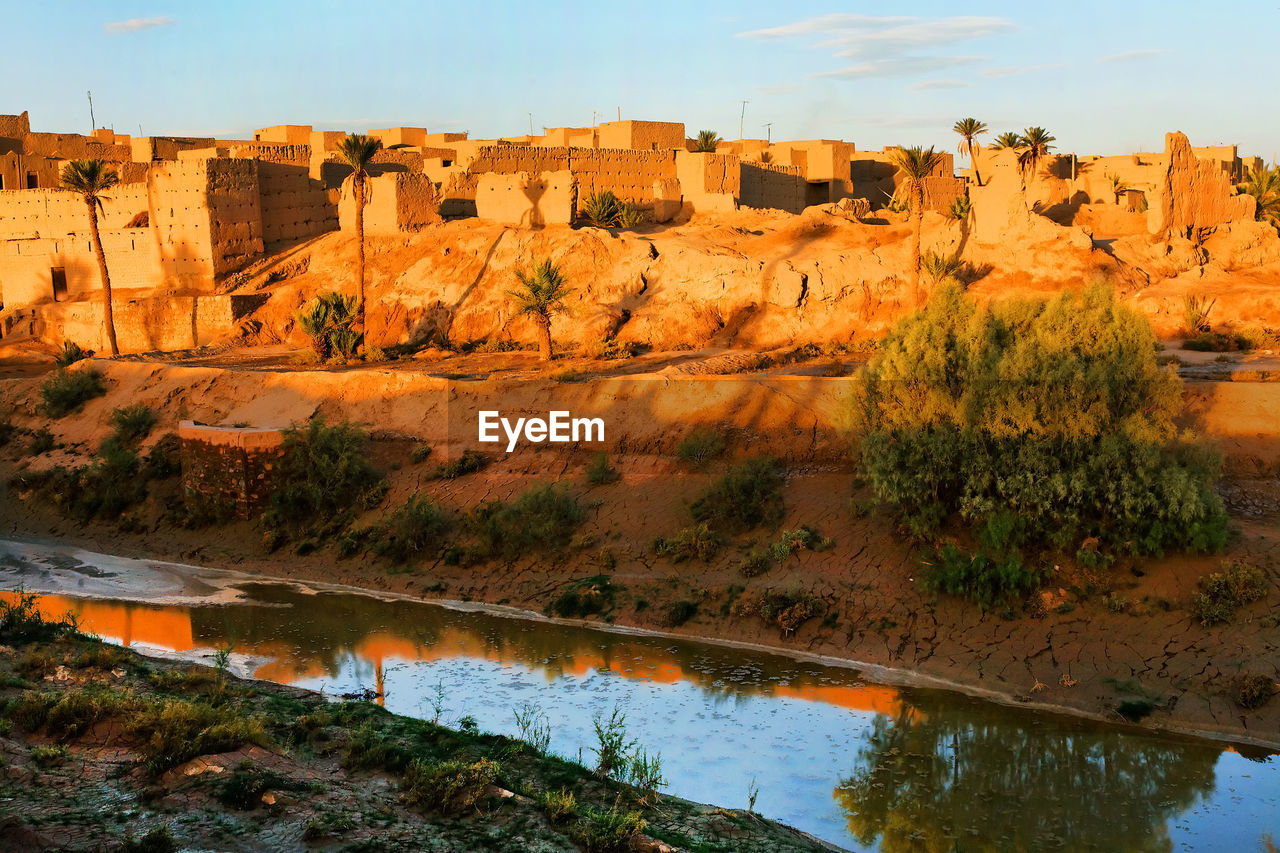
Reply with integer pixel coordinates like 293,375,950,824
507,259,575,361
1239,164,1280,225
60,159,121,356
1106,171,1131,205
991,131,1023,150
693,130,721,153
1017,127,1056,181
952,118,988,186
887,145,946,299
338,133,383,348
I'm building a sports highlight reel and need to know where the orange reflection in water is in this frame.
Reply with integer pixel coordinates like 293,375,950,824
2,590,901,717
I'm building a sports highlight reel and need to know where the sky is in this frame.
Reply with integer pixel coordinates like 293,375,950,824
4,1,1277,160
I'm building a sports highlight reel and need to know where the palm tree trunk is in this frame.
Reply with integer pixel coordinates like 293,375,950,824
911,188,924,304
970,142,982,187
86,198,119,356
355,178,366,355
539,316,552,361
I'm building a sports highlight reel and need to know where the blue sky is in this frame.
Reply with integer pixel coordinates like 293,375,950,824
4,1,1276,159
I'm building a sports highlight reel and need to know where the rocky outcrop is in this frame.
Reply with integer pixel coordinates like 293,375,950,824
1149,131,1255,237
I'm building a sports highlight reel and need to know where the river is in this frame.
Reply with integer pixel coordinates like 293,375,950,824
0,539,1276,852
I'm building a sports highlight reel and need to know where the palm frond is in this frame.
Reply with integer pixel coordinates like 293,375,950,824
952,118,988,155
693,130,721,153
60,159,119,200
507,259,574,320
338,133,383,172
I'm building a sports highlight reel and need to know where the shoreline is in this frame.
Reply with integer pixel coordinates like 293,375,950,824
3,533,1277,752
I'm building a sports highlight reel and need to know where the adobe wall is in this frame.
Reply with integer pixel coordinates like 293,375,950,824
0,112,31,140
131,136,217,163
850,149,956,211
0,184,151,236
1149,132,1255,237
0,228,162,308
147,159,263,287
205,159,264,276
32,293,235,353
597,120,685,151
369,127,427,148
254,125,312,145
178,420,285,519
338,172,442,234
467,145,678,206
23,132,130,162
740,162,806,213
0,153,61,191
257,162,338,245
226,142,311,167
675,151,739,212
475,171,573,226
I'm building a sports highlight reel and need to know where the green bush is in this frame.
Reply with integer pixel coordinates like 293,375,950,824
54,341,93,368
431,449,489,480
129,698,269,775
662,600,698,627
1191,562,1268,626
570,801,646,853
468,483,584,560
652,523,722,563
585,452,621,485
262,419,385,540
675,428,725,469
109,404,157,445
31,440,149,522
38,368,106,418
859,283,1228,574
401,757,499,815
546,575,617,619
27,427,55,455
581,190,622,226
731,589,823,635
1183,330,1250,352
297,292,361,361
1234,674,1276,710
120,826,177,853
217,761,300,810
342,724,411,772
0,589,76,642
143,432,182,479
370,496,451,563
690,457,785,533
540,788,578,824
0,421,14,447
921,542,1043,611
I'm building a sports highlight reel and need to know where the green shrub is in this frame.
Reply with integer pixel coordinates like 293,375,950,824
581,190,622,226
546,575,617,619
54,341,93,368
1183,330,1250,352
616,201,645,228
731,589,823,635
690,457,785,533
585,452,621,485
262,419,385,540
1233,674,1276,710
662,600,698,628
921,542,1042,611
217,761,298,810
0,589,76,642
468,483,584,560
1191,562,1268,626
540,787,578,824
739,548,772,577
29,744,69,767
143,432,182,479
297,292,361,361
27,427,55,455
652,523,722,563
676,429,725,469
948,195,972,221
431,449,489,480
594,340,643,360
119,826,177,853
859,283,1228,569
401,757,499,815
370,496,451,563
693,130,721,153
410,444,432,464
570,800,646,853
342,724,411,772
38,368,106,418
129,698,268,775
109,404,157,445
42,688,140,740
0,421,14,447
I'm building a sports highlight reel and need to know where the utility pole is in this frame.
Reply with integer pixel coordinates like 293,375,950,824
617,106,621,121
739,100,750,141
764,122,772,144
87,91,95,132
528,112,533,134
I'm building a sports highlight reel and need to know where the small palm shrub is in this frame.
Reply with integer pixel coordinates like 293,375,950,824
54,341,93,367
38,368,106,417
296,292,361,361
615,201,645,227
948,196,972,220
581,190,622,226
693,130,721,153
920,251,965,284
1183,293,1216,334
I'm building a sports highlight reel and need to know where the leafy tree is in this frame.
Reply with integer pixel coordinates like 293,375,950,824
952,118,988,186
886,146,946,299
858,282,1227,584
693,130,721,153
60,160,121,355
507,259,574,361
338,133,383,350
1017,126,1056,180
1239,163,1280,225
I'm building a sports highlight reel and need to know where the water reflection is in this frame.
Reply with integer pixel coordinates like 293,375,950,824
2,584,1275,852
834,696,1223,852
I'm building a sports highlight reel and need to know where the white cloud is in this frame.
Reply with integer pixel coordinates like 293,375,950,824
912,79,970,91
737,14,1012,80
814,56,984,79
1099,48,1170,63
105,16,175,34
